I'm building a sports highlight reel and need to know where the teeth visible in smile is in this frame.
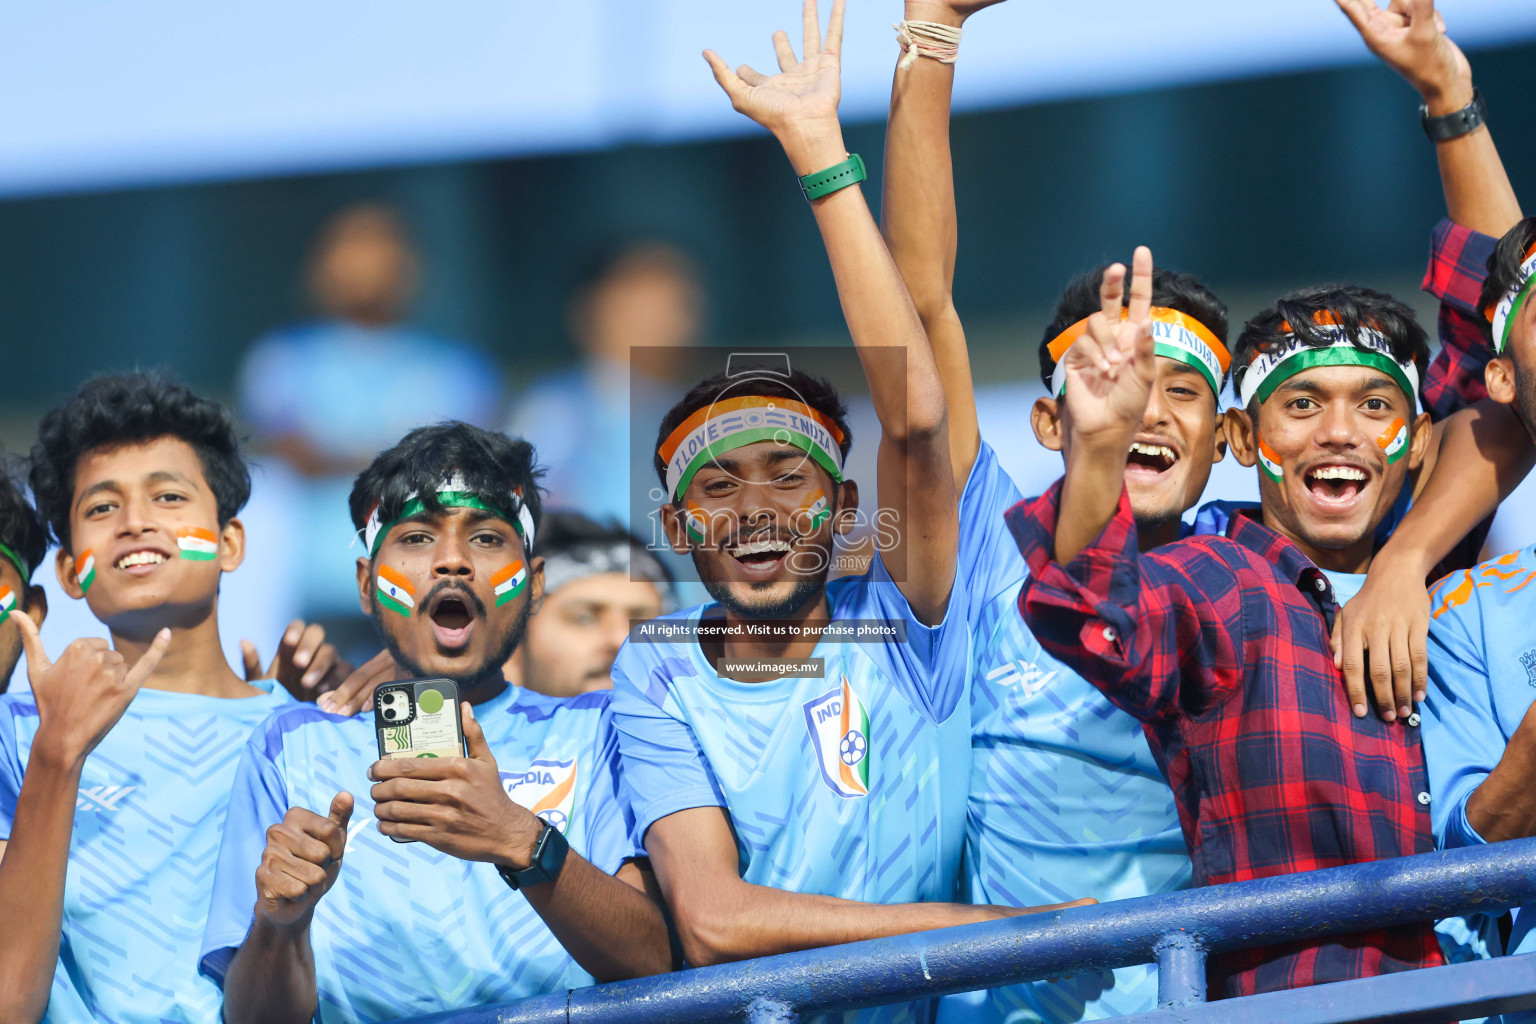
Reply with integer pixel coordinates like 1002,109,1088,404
116,551,166,569
1128,442,1176,461
1309,466,1367,481
730,539,792,557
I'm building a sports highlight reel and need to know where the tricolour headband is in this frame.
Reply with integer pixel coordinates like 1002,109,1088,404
1236,314,1420,412
0,541,31,582
1489,243,1536,355
658,396,846,503
1047,307,1230,398
362,472,536,557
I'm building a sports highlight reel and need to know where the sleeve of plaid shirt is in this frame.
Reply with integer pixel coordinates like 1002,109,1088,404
1422,217,1499,421
1003,480,1244,723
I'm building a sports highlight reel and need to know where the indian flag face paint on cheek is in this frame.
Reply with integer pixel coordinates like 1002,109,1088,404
491,559,528,608
175,526,219,561
1258,441,1284,483
798,489,830,532
1377,418,1408,464
75,550,96,593
684,501,708,544
0,586,14,625
376,564,416,618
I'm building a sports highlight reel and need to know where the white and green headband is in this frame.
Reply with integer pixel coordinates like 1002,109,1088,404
1046,307,1231,399
1237,321,1420,412
657,396,846,503
362,472,536,557
1490,246,1536,355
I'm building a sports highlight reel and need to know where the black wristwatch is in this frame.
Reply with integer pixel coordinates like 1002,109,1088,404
1421,89,1486,143
497,822,570,890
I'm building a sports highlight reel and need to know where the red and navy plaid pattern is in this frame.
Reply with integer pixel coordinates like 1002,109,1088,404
1421,217,1498,420
1006,486,1442,998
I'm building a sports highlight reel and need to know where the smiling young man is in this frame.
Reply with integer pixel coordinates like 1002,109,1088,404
878,3,1227,1017
0,373,290,1024
200,422,671,1024
608,5,1083,1021
0,468,48,693
1010,252,1443,996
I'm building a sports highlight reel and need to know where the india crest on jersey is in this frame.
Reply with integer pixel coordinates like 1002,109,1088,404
0,586,13,625
1377,417,1408,464
376,565,415,617
492,560,528,607
74,549,96,593
802,675,871,799
503,758,578,832
1258,440,1284,483
175,526,219,561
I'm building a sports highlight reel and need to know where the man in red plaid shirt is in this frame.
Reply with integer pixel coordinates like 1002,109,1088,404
1007,249,1441,997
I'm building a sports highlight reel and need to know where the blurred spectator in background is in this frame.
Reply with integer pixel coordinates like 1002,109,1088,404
507,509,674,698
236,203,504,649
509,242,703,524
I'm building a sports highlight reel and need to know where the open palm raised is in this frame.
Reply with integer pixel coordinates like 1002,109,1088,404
1059,247,1158,446
704,0,845,139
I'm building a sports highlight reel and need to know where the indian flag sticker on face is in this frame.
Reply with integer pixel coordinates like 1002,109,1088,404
685,501,708,544
798,489,830,531
175,526,219,561
1258,440,1284,483
491,559,528,607
1377,417,1408,464
75,550,96,593
0,586,14,625
376,565,415,618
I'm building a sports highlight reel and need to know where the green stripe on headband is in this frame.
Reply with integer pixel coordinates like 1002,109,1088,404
1498,276,1536,354
671,427,843,503
368,491,515,558
1153,342,1222,395
0,542,29,581
1253,347,1416,408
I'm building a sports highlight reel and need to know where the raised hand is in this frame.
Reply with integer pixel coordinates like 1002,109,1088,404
253,792,353,931
369,703,545,869
905,0,1006,24
316,649,396,717
1335,0,1471,109
1059,247,1158,451
704,0,845,143
242,619,352,701
14,612,171,768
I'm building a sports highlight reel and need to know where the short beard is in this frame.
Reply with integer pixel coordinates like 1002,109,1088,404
1513,357,1536,441
704,575,825,621
372,581,529,694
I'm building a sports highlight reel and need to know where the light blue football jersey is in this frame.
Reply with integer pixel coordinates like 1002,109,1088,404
610,553,972,1024
950,443,1191,1024
199,684,639,1024
0,681,291,1024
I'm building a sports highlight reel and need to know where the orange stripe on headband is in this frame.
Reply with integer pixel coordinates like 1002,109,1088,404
1046,307,1230,371
657,396,846,464
1484,240,1536,323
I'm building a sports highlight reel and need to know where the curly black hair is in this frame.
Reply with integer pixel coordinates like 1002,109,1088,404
29,373,250,552
653,368,853,488
1230,285,1429,409
1038,267,1229,391
0,455,46,582
349,422,544,557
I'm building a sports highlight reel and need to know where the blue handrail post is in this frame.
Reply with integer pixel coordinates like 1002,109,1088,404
747,997,798,1023
1154,932,1206,1007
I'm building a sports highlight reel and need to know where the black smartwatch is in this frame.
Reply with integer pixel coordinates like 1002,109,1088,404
497,822,570,890
1421,89,1486,143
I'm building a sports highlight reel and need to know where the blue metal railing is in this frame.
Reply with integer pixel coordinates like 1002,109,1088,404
396,837,1536,1024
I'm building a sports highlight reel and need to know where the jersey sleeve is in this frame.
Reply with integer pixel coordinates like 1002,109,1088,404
859,551,972,724
0,700,26,842
608,644,728,850
198,717,293,987
578,705,645,875
954,441,1027,621
1422,579,1506,851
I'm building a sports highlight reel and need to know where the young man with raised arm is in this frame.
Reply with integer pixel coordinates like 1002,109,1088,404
1012,251,1445,995
0,374,292,1024
200,423,672,1024
882,3,1234,1019
1420,217,1536,1016
610,4,1083,1023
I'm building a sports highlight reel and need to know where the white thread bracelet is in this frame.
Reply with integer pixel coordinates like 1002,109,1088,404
895,20,962,70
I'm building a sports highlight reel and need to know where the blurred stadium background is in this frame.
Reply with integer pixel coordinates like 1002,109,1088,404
3,0,1534,669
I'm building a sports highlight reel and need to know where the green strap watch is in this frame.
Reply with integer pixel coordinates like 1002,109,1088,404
799,153,866,202
497,821,570,890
